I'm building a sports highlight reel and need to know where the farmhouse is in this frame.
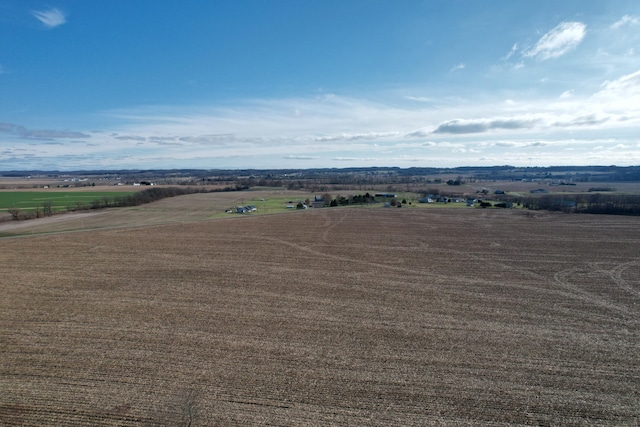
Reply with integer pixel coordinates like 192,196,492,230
235,205,257,213
311,196,325,208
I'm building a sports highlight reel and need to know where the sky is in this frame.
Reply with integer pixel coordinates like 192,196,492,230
1,0,639,171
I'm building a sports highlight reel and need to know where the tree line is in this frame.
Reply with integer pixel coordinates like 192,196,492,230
320,192,378,207
520,193,640,215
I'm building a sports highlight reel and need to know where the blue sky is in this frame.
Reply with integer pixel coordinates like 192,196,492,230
1,1,639,170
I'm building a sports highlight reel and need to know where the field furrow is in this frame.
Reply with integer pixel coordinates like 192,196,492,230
1,207,639,426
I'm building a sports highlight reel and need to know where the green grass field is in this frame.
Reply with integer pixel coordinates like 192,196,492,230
0,191,135,212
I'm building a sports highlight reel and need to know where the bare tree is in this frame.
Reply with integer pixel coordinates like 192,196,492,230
8,207,21,220
42,201,53,216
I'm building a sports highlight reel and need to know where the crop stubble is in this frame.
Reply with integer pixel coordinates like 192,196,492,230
1,208,639,426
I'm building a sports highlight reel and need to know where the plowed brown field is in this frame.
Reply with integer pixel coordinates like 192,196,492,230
1,207,639,426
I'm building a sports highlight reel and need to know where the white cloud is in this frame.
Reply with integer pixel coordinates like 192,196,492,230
437,142,466,149
331,157,360,161
432,117,542,134
32,8,67,29
404,96,438,103
598,69,640,95
613,143,629,149
590,69,640,120
101,76,638,159
283,155,316,160
505,43,518,60
0,122,89,140
113,135,147,142
559,90,573,99
450,63,465,73
5,66,640,170
523,21,586,60
315,131,401,142
611,15,639,30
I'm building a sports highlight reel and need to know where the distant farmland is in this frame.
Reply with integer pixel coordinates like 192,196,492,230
0,191,135,213
1,205,639,426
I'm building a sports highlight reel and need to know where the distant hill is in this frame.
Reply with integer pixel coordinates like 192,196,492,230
2,165,640,182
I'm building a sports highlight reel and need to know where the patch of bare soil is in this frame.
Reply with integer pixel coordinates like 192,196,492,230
1,208,639,426
0,212,105,232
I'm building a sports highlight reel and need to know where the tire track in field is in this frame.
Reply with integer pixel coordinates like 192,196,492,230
428,243,636,318
411,242,636,318
259,234,474,284
552,267,634,316
317,209,351,243
611,260,640,298
314,209,431,253
588,260,640,299
258,234,637,318
252,209,637,317
428,237,639,318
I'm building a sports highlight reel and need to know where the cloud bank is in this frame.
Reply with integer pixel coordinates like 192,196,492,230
0,123,89,140
432,118,541,134
3,67,638,170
